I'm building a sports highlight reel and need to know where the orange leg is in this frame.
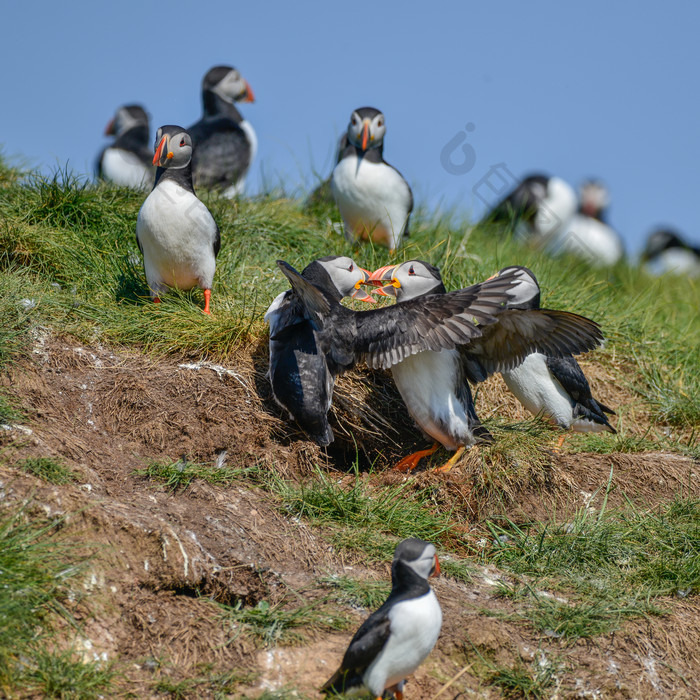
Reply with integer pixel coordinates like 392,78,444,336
393,443,440,472
554,433,567,452
202,289,212,315
387,684,404,700
434,445,466,473
153,297,161,304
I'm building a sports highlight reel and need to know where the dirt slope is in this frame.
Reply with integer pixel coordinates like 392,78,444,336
1,334,698,698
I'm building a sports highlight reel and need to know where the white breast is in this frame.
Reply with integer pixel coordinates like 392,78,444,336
501,353,574,427
101,148,152,189
391,350,474,450
549,213,624,266
331,154,411,250
364,590,442,695
136,179,218,295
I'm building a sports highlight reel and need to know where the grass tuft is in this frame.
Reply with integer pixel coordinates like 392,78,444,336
134,457,244,491
15,456,77,485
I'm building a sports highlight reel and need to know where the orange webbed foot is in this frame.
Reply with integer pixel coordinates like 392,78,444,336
393,443,440,472
433,446,466,473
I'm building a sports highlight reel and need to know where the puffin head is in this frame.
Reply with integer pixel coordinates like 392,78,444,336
104,104,149,137
302,256,375,303
579,179,610,220
393,538,440,581
346,107,386,152
152,125,193,169
204,65,255,104
496,265,541,310
368,260,444,301
641,228,687,260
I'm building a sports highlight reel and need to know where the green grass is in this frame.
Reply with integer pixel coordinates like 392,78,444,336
134,457,245,491
219,595,350,648
0,504,90,694
152,665,253,700
319,575,392,610
15,456,77,484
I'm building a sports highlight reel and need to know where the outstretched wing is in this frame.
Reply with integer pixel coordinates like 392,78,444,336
276,260,331,329
353,271,519,370
462,309,604,377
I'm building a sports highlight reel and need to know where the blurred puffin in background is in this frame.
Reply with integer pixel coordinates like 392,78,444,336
641,228,700,277
97,104,153,189
188,65,256,197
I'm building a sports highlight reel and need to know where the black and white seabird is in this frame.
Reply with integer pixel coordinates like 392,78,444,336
367,261,606,471
264,256,375,446
493,266,616,437
187,65,256,197
331,107,413,253
485,173,578,243
97,104,153,189
135,125,220,314
275,260,603,469
322,538,442,700
641,228,700,278
550,180,625,266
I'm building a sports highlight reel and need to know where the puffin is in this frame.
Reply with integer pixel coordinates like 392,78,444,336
368,261,606,471
135,125,220,314
321,538,442,700
97,104,153,189
264,256,375,446
187,65,256,197
276,260,603,471
331,107,413,253
485,173,577,243
550,180,625,266
641,228,700,278
492,266,616,439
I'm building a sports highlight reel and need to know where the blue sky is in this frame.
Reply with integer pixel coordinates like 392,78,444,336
3,1,699,255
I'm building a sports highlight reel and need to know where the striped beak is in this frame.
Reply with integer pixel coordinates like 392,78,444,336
241,80,255,103
368,264,400,297
431,554,440,578
152,135,173,166
350,267,376,303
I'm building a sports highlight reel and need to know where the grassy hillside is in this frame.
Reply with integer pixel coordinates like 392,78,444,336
0,158,698,698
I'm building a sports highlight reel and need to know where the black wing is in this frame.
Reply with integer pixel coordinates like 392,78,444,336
276,261,331,329
461,308,604,376
212,220,221,258
352,272,519,370
321,611,392,694
546,355,616,430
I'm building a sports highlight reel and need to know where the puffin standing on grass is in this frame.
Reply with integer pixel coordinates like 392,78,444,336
493,266,616,441
322,538,442,700
188,65,256,197
274,260,603,470
368,261,605,471
97,104,154,189
641,228,700,278
136,125,220,314
331,107,413,253
264,256,375,446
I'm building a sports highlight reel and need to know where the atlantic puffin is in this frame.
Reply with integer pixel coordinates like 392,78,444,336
485,173,577,243
550,180,625,266
264,256,375,446
367,261,605,471
97,104,153,189
641,228,700,278
331,107,413,253
276,260,603,470
188,65,256,197
322,538,442,699
491,266,616,438
135,125,220,314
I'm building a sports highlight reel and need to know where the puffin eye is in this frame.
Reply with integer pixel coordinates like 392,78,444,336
408,265,415,275
348,263,354,272
179,138,186,147
377,118,384,127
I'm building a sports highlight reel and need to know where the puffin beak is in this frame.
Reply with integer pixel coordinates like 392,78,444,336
104,118,115,136
241,80,255,103
361,120,370,150
152,135,173,166
485,273,498,281
351,268,377,303
431,555,440,578
368,264,399,297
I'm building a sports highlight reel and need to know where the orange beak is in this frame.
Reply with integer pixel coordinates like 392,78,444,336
368,264,399,297
104,118,115,136
350,267,377,303
242,80,255,103
431,554,440,578
152,135,174,166
485,273,498,281
361,121,370,150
